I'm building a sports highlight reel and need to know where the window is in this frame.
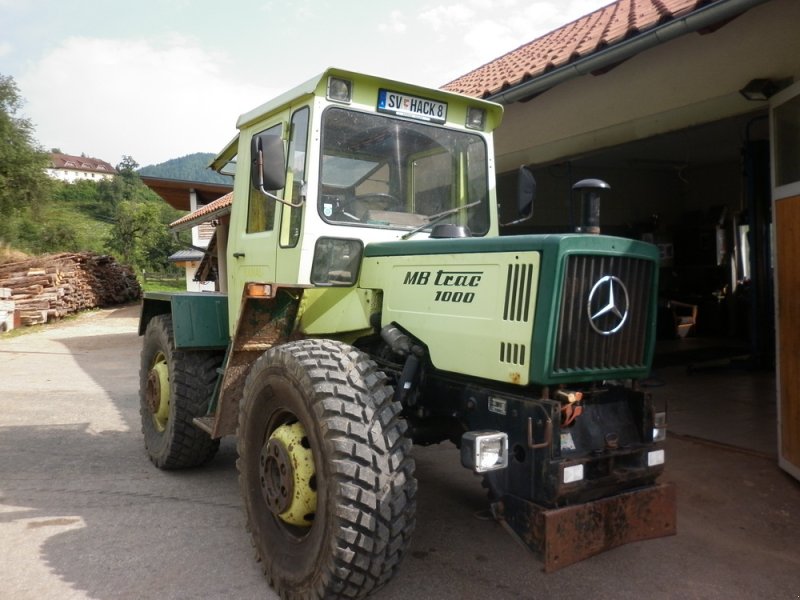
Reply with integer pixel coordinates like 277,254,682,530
281,107,309,247
247,123,283,234
318,107,490,234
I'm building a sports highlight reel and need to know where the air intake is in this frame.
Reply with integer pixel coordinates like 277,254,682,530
503,263,534,322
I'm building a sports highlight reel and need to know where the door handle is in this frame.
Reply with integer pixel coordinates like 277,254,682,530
233,252,245,259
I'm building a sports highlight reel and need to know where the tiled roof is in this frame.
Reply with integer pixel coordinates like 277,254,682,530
442,0,705,98
168,249,204,262
50,152,117,174
169,192,233,230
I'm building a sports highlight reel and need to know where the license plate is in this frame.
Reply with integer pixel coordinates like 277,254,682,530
377,89,447,123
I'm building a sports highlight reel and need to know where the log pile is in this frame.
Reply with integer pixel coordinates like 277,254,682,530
0,252,142,326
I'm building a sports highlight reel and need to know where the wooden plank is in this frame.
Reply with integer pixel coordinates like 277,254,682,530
775,195,800,471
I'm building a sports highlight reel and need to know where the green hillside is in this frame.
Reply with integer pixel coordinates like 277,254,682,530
138,152,232,184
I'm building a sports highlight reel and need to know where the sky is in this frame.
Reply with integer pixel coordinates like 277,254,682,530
1,0,612,168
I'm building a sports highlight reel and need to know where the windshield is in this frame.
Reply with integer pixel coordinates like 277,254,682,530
318,107,490,235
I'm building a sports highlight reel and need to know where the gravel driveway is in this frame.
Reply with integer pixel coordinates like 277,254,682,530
1,304,799,599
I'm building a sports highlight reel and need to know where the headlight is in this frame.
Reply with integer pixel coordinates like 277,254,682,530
460,431,508,473
327,77,352,103
465,106,486,130
653,411,667,442
310,237,362,286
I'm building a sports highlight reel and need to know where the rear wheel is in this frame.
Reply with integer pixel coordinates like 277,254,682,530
139,314,222,469
237,339,416,600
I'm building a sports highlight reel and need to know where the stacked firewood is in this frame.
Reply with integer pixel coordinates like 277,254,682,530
0,252,142,326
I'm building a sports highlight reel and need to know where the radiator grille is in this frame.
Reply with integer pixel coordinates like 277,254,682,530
503,263,534,322
553,255,653,373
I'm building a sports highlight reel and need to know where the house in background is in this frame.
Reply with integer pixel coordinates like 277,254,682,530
168,192,233,292
47,152,116,182
140,176,233,292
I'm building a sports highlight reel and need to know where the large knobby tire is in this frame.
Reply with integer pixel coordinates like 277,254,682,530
139,314,222,469
237,339,416,600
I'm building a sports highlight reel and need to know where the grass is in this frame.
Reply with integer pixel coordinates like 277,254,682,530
140,278,186,293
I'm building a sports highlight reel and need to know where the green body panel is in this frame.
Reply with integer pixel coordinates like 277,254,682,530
361,233,659,386
295,287,375,338
360,248,539,385
141,292,229,349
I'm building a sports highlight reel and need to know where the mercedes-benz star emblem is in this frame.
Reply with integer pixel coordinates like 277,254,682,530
587,275,629,335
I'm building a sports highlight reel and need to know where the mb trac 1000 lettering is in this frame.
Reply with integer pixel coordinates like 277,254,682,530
138,68,676,599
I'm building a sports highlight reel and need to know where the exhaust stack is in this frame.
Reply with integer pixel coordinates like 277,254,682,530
573,179,610,235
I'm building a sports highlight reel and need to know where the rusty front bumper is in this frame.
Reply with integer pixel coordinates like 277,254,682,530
493,482,677,572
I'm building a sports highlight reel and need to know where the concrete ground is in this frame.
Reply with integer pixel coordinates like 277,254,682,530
0,305,798,599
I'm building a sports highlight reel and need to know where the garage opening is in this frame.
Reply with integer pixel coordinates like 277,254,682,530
498,109,776,456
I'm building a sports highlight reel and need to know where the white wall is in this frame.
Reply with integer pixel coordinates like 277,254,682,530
494,0,800,173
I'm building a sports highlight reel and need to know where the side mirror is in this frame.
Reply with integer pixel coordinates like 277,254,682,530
250,133,286,192
501,166,536,226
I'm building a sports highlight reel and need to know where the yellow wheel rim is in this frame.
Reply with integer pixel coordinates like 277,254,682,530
260,422,317,527
145,352,170,433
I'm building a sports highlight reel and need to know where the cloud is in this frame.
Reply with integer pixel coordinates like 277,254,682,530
408,0,612,83
17,36,271,166
379,10,407,34
418,4,476,34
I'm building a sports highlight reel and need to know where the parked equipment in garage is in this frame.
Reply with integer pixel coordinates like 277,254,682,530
137,69,675,599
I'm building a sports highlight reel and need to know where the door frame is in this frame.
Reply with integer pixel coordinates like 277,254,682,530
770,80,800,481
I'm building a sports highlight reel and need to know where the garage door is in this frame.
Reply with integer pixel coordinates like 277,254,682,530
772,80,800,481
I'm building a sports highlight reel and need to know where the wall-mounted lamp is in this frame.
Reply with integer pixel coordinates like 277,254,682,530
739,78,788,101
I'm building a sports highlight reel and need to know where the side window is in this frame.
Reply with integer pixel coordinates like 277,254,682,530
281,107,309,247
247,123,283,234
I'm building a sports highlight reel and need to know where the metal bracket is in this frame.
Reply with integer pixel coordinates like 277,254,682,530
527,412,553,449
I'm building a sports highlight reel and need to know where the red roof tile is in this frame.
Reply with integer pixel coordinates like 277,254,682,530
50,152,117,174
442,0,704,98
170,192,233,229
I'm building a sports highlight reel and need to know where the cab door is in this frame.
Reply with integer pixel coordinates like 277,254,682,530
227,119,286,331
771,81,800,481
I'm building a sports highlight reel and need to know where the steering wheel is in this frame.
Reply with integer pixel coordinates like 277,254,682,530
354,193,403,211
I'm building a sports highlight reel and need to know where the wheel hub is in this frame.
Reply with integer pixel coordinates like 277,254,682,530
145,355,170,432
260,422,316,527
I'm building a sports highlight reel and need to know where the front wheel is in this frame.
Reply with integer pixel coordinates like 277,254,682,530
237,339,416,599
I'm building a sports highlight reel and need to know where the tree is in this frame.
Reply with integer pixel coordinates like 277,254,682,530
95,155,145,218
0,74,52,241
105,199,179,272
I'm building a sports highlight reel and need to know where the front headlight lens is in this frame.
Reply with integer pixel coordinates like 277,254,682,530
460,431,508,473
653,411,667,442
327,77,352,103
310,237,362,286
465,106,486,130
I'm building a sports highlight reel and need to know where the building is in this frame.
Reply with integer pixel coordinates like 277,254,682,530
140,177,233,292
47,152,117,182
444,0,799,480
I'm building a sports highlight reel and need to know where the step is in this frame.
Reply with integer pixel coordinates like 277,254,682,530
192,416,216,435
